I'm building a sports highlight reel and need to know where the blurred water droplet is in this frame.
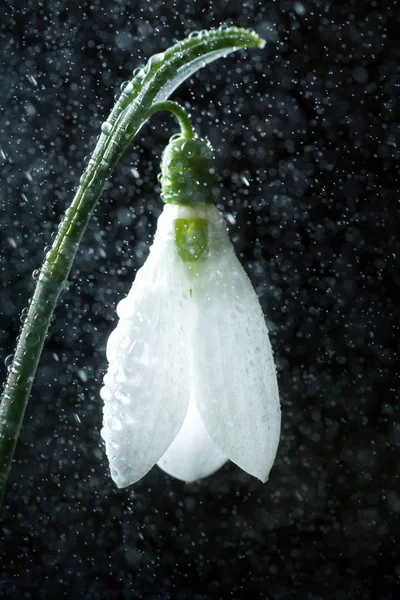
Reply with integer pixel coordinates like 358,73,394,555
33,313,46,326
294,1,306,15
32,268,40,280
130,167,140,178
25,102,37,117
73,413,81,424
26,73,38,86
78,369,88,383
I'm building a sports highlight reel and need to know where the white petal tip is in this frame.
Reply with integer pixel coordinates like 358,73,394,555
108,464,151,488
157,460,200,484
156,395,228,483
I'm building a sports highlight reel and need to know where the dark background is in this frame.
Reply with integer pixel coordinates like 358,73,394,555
1,0,399,598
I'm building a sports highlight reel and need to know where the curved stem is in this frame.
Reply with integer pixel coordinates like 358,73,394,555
0,26,265,506
147,101,195,139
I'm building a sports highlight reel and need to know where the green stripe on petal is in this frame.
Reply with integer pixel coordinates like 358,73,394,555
175,218,209,262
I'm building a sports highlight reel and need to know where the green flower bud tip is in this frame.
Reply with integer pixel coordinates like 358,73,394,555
175,218,208,263
160,134,219,206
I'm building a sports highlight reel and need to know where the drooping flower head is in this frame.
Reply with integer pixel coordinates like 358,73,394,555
101,131,281,487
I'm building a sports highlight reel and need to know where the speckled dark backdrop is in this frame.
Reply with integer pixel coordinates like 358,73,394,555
0,0,399,598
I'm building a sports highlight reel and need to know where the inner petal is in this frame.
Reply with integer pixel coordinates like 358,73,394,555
157,393,228,482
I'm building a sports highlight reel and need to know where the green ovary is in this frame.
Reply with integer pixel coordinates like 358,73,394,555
175,218,208,262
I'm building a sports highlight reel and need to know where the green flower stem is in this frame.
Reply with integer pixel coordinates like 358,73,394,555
0,26,264,506
147,101,195,139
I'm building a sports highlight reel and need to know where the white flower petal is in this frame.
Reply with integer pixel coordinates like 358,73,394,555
157,392,228,482
101,205,192,488
191,206,281,482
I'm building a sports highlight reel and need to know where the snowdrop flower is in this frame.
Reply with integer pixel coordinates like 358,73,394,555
101,134,281,487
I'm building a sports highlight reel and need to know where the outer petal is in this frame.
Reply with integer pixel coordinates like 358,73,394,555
157,392,228,482
191,206,281,482
101,205,191,487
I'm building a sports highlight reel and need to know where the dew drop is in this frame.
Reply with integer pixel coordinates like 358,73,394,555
4,354,14,372
111,418,122,431
150,52,165,65
20,307,29,323
100,386,111,402
101,121,113,135
26,332,40,345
